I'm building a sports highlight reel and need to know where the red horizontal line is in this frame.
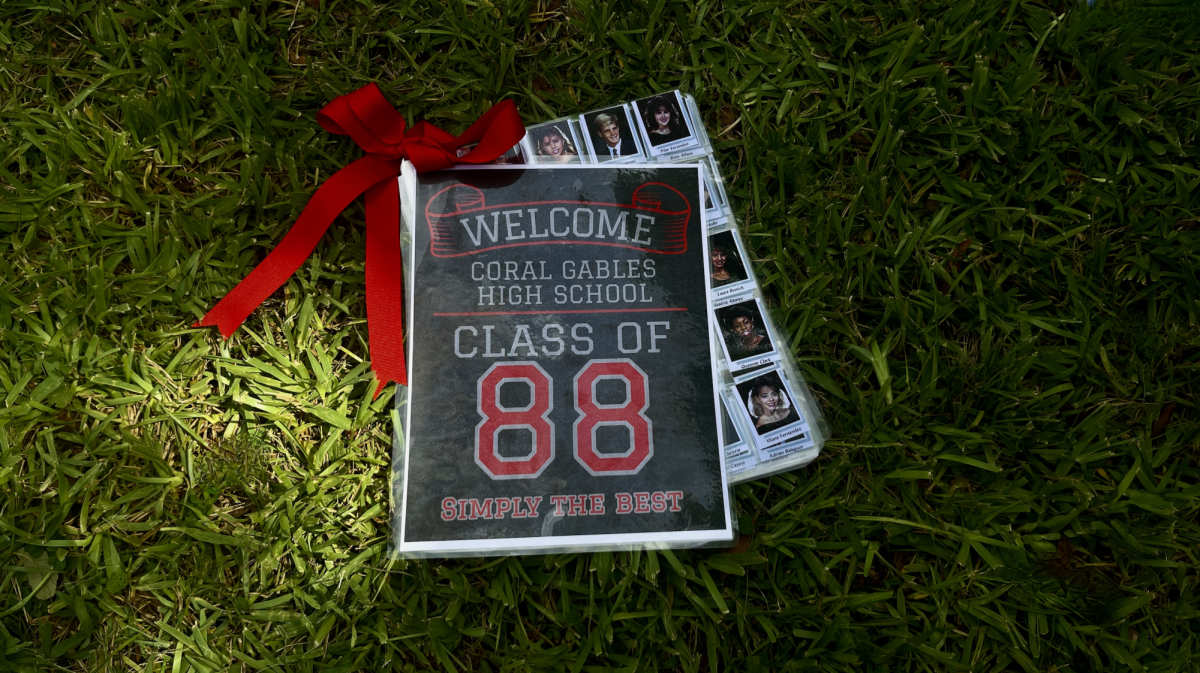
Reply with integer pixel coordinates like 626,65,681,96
433,307,689,317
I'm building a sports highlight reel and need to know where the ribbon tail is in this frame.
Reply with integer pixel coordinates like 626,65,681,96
365,177,408,396
195,156,400,337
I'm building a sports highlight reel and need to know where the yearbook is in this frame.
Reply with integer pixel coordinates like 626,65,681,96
520,90,827,485
392,165,735,557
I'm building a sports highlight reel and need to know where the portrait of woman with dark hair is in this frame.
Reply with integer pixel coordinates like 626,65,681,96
638,94,691,147
719,302,773,362
530,124,579,163
708,232,747,288
744,375,800,435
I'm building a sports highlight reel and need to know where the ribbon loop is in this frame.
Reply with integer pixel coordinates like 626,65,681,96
197,83,526,395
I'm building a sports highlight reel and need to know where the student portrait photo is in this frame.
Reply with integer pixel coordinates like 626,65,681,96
634,93,694,148
716,300,774,363
737,371,802,436
708,231,748,288
583,106,640,161
527,122,580,164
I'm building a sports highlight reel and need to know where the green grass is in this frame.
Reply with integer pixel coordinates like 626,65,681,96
2,0,1199,671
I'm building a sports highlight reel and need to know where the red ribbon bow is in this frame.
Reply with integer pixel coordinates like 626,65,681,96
194,83,525,397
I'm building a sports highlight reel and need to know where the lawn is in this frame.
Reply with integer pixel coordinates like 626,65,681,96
2,0,1199,671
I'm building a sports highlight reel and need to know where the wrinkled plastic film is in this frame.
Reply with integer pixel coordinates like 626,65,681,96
390,163,739,558
522,92,827,483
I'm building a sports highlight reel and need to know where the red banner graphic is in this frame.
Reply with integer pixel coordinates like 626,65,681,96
425,182,692,258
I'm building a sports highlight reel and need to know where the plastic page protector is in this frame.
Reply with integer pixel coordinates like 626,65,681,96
394,165,733,557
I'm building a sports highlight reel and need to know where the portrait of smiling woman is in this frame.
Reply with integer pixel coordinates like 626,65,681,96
708,231,747,287
744,374,801,435
529,124,579,163
718,302,774,362
637,94,691,147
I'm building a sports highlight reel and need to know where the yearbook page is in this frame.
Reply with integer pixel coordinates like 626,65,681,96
392,165,735,557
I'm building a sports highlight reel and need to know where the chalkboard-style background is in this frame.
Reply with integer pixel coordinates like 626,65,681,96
401,166,727,547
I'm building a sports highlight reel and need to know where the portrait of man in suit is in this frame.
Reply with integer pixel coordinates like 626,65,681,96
584,107,641,161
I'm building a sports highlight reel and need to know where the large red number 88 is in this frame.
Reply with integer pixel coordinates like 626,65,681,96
474,359,652,479
573,359,653,475
475,362,555,479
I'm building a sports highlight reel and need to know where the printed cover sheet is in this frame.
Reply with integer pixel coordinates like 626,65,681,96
394,165,733,556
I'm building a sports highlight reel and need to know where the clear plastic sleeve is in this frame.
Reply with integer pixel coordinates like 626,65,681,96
389,163,739,558
520,92,827,483
386,90,827,561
